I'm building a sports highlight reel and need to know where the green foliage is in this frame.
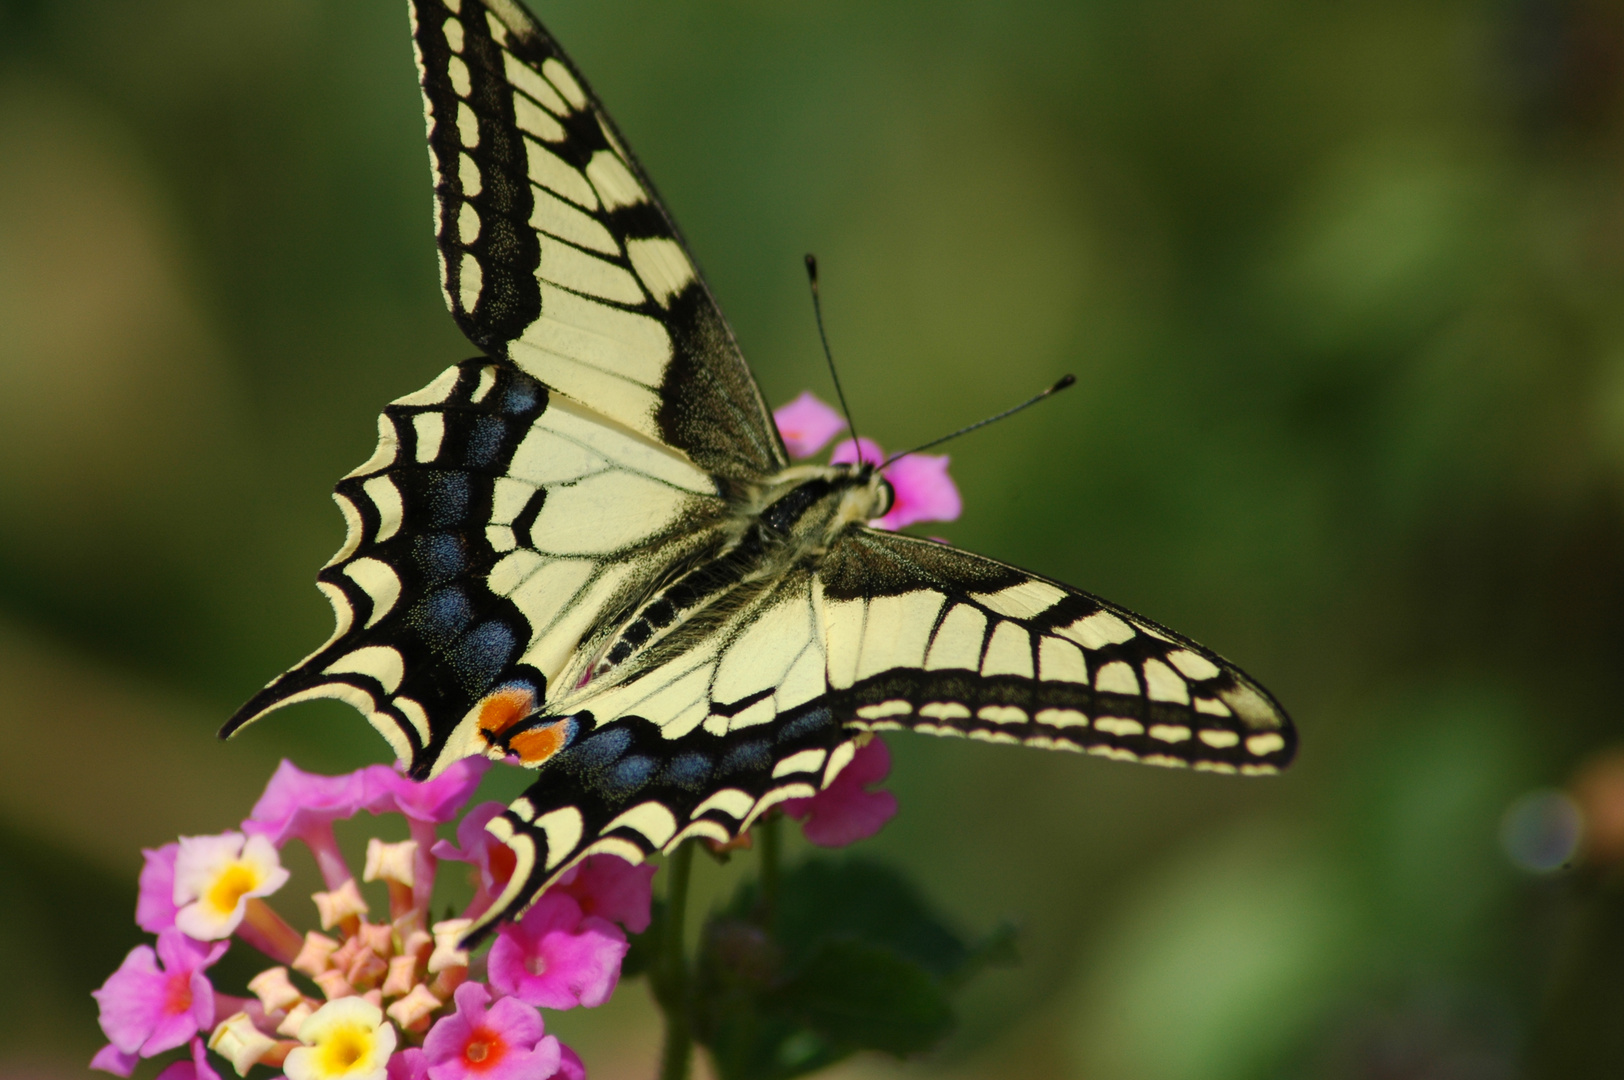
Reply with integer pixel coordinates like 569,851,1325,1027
640,856,1015,1080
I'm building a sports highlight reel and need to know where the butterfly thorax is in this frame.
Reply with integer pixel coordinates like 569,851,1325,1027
497,463,892,742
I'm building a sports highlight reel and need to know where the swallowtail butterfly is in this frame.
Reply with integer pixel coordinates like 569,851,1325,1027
223,0,1296,939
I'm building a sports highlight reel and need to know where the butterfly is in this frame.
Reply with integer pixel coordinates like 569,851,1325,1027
222,0,1296,940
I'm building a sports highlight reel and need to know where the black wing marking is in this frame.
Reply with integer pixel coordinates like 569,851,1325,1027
221,359,732,777
464,700,856,942
814,529,1296,773
410,0,785,480
457,527,1294,939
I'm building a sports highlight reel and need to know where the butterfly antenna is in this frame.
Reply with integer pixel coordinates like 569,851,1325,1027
882,374,1076,468
805,254,860,443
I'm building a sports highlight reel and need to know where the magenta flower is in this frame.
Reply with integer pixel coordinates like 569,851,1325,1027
423,982,561,1080
361,758,488,824
551,1046,585,1080
137,843,180,934
781,737,899,847
431,801,516,920
243,759,367,889
153,1037,221,1080
487,893,628,1009
363,757,489,908
93,929,227,1066
774,391,847,458
831,437,960,531
387,1048,429,1080
553,855,656,934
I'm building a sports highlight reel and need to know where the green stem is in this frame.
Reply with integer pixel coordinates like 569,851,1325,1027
657,841,695,1080
759,811,782,926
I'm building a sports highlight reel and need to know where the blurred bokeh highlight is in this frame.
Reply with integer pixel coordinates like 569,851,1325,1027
3,0,1624,1077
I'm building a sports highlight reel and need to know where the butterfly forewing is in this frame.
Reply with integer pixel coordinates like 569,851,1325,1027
221,359,734,776
813,530,1294,772
411,0,785,480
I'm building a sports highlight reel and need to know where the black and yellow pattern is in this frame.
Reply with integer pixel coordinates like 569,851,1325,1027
224,0,1295,941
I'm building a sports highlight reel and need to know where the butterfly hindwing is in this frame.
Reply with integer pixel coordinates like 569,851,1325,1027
457,526,1293,938
816,530,1295,772
221,358,734,777
410,0,785,481
474,701,860,934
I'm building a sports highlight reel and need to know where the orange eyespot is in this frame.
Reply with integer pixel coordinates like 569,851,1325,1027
510,722,570,765
476,686,536,739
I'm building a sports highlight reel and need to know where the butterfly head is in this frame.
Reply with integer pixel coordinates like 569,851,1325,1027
755,462,894,546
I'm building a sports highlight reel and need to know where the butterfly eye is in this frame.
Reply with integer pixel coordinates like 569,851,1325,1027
875,478,896,518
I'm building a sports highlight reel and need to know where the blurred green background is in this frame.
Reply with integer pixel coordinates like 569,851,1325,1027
3,0,1624,1076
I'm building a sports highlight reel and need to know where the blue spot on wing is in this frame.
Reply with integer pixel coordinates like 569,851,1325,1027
423,472,469,526
413,587,473,648
466,417,504,468
720,739,771,778
660,751,713,792
414,533,465,583
448,620,515,694
603,754,656,799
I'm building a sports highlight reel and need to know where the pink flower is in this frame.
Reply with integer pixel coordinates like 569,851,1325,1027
388,1048,430,1080
831,438,960,531
364,757,490,909
550,1046,585,1080
487,893,628,1009
553,855,656,934
153,1037,221,1080
93,929,227,1063
362,758,488,824
423,982,561,1080
781,738,899,847
137,843,180,934
242,760,367,889
774,391,847,458
431,802,516,920
90,1044,139,1077
244,760,367,843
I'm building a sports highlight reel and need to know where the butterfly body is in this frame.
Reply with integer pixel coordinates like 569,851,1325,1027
224,0,1296,938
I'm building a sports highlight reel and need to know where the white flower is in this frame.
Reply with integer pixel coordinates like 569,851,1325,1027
209,1012,279,1077
284,998,397,1080
172,832,289,940
363,838,418,887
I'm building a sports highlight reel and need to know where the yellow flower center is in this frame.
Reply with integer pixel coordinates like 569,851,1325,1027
206,863,260,916
316,1025,372,1075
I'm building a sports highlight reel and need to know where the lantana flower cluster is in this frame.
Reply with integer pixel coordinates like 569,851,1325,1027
92,758,626,1080
92,749,900,1080
92,391,941,1080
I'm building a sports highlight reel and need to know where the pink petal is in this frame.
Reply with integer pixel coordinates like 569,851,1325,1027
483,994,548,1051
153,1038,220,1080
242,760,366,846
556,855,656,934
434,802,519,920
781,739,898,848
798,787,898,848
362,758,489,824
774,392,847,459
91,1044,139,1077
549,1044,586,1080
838,737,892,786
829,436,885,468
388,1047,430,1080
137,844,180,934
874,453,960,530
93,945,167,1053
489,897,628,1010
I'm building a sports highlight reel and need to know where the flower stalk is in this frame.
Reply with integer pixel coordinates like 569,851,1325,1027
656,841,696,1080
